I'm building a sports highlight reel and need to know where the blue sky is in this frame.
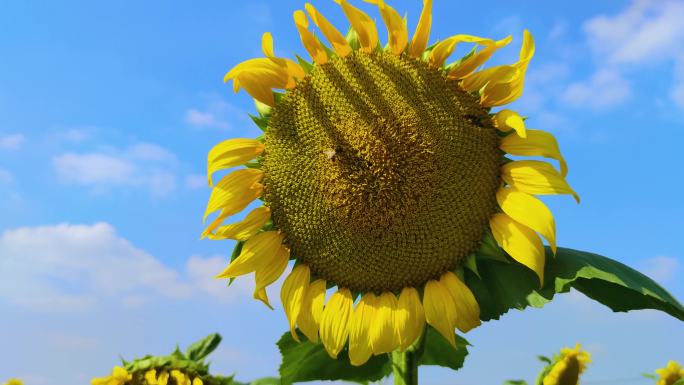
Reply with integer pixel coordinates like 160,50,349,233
1,0,683,384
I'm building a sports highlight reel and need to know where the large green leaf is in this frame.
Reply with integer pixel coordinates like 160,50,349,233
468,247,684,322
277,331,392,385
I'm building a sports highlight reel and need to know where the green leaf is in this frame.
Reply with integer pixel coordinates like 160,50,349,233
503,381,529,385
416,327,469,370
537,355,552,364
476,232,508,263
642,373,657,380
277,331,392,385
672,379,684,385
468,247,684,322
249,377,281,385
186,333,222,361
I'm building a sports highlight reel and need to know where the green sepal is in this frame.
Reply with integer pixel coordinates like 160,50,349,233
227,241,245,286
444,46,477,72
315,36,336,58
296,55,314,73
249,114,270,132
249,377,281,385
254,99,272,117
186,333,222,361
420,41,440,61
503,381,529,385
537,355,552,364
467,247,684,322
642,373,657,380
346,27,361,51
277,330,392,385
476,232,508,263
464,254,480,278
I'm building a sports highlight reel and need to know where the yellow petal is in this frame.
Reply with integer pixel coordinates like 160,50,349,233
423,279,457,346
492,109,527,138
207,138,264,187
490,213,545,284
497,187,557,253
157,372,169,385
480,30,535,107
370,291,400,355
293,10,329,65
501,129,568,177
215,231,284,279
336,0,378,53
145,369,158,385
112,366,131,381
170,370,190,385
192,378,203,385
396,287,425,350
262,32,275,58
440,272,481,333
319,288,353,358
253,245,290,308
203,168,264,222
281,264,311,341
364,0,408,55
460,65,518,93
305,3,352,57
408,0,432,57
231,70,279,106
348,293,376,366
297,279,327,342
204,206,271,240
429,34,494,68
448,36,512,79
502,160,579,202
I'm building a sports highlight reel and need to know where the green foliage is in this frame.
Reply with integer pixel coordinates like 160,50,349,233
503,381,529,385
186,333,222,361
277,327,469,384
468,247,684,322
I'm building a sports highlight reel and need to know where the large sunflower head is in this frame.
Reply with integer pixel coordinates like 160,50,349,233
541,344,591,385
205,0,578,365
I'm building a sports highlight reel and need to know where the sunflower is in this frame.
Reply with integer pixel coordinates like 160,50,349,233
205,0,577,365
655,361,684,385
541,344,591,385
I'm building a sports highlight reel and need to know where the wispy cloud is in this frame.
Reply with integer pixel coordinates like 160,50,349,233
579,0,684,108
0,168,12,184
562,69,632,109
52,143,178,196
0,133,25,150
639,256,680,284
185,99,253,132
185,173,207,189
0,223,250,312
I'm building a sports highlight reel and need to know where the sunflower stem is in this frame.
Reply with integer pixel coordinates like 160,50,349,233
392,348,419,385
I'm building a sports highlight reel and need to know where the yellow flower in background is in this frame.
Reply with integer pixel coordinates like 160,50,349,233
542,344,591,385
656,361,684,385
91,366,132,385
3,379,24,385
206,0,577,365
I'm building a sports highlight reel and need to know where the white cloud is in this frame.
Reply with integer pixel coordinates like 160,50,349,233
185,173,207,189
639,256,680,284
582,0,684,108
0,223,246,312
52,143,178,196
184,99,255,132
0,133,24,150
562,69,632,109
0,168,12,184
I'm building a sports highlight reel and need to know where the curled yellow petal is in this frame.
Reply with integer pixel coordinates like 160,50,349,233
429,34,494,68
349,293,376,366
203,168,263,222
502,160,579,202
460,65,518,93
501,129,568,177
396,287,425,350
440,272,481,333
207,138,264,187
409,0,432,57
305,3,352,57
448,36,512,79
204,206,271,241
370,291,400,355
480,30,535,107
490,213,545,284
215,231,284,279
157,372,169,385
319,288,353,358
492,109,527,138
423,279,457,346
253,245,290,308
364,0,408,55
497,187,556,253
225,58,288,106
171,370,190,385
297,279,327,342
294,10,329,65
336,0,378,53
262,32,275,58
281,264,311,341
